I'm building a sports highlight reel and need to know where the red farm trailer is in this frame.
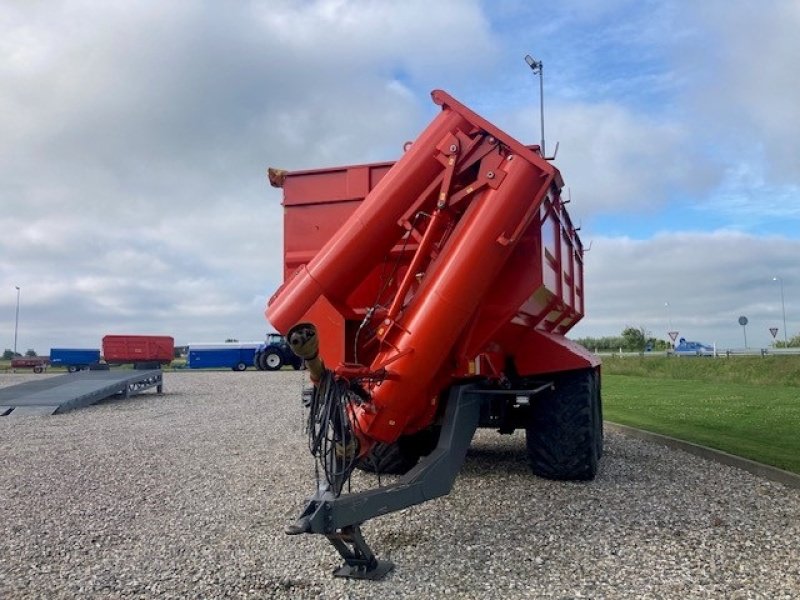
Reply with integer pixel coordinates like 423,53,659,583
266,89,601,579
10,356,50,373
101,335,174,366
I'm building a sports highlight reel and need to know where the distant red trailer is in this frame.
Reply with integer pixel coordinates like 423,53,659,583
102,335,174,365
10,356,50,373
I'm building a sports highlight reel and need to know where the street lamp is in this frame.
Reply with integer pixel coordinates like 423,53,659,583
524,54,546,158
13,285,20,358
664,301,673,347
773,276,788,346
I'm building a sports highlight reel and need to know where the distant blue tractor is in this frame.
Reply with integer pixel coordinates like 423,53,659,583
254,333,303,371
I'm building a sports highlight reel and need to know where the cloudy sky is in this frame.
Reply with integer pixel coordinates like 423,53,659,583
1,0,798,354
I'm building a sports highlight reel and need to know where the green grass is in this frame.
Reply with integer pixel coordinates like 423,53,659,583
602,354,800,387
603,357,800,474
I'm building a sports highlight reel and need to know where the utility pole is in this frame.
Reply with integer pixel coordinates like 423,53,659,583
524,54,545,158
773,276,788,346
14,285,20,358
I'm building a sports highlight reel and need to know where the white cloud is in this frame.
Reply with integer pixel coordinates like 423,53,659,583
498,100,718,221
680,1,800,184
571,231,800,347
0,0,499,352
548,101,714,216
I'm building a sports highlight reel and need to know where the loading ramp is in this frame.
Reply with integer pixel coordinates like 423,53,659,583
0,370,163,416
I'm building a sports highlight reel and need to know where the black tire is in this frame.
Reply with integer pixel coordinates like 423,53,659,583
234,362,247,372
357,442,419,475
253,353,264,370
263,351,283,371
68,365,78,373
525,367,602,481
33,365,43,374
592,368,604,460
357,427,441,475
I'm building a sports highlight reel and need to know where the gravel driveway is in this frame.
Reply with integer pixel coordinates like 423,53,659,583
1,371,798,599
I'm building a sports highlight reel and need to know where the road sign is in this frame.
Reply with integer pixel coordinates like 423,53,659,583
770,327,779,339
738,316,748,326
668,331,679,342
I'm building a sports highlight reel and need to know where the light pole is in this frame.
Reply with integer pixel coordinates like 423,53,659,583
664,301,672,347
773,276,788,346
13,285,20,358
524,54,545,158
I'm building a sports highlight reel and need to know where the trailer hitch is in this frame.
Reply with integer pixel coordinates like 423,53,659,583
285,384,482,579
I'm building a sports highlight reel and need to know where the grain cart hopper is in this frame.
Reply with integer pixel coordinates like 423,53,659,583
266,90,601,579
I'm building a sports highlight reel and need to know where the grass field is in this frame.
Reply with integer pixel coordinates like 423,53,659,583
602,356,800,474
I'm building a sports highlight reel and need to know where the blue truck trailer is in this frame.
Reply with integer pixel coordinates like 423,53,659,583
49,348,102,372
187,343,259,371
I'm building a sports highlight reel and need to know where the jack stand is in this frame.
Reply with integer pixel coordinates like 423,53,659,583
327,525,394,580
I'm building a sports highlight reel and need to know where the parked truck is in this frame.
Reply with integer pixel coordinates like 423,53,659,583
266,89,601,579
187,343,259,371
49,348,102,372
102,335,174,367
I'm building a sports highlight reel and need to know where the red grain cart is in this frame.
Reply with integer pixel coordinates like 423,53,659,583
266,90,601,578
101,335,174,366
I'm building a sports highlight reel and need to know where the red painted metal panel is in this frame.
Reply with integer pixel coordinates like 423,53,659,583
101,335,174,364
282,162,393,207
267,106,471,336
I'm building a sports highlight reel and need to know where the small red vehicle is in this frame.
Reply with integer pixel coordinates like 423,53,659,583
10,356,50,374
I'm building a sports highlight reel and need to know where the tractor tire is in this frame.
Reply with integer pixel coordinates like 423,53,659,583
357,427,440,475
263,351,283,371
525,367,602,481
253,353,264,370
357,442,419,475
590,368,604,460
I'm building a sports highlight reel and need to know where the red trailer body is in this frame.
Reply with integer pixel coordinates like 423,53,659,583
102,335,174,365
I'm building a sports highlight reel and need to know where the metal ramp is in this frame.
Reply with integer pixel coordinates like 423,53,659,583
0,370,163,416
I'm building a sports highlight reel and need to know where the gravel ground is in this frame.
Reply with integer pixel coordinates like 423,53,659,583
1,370,798,599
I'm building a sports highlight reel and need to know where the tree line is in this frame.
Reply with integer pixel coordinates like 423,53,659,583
2,349,39,360
573,327,672,353
574,326,800,351
774,334,800,348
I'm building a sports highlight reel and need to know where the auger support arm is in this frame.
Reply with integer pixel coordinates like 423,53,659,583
286,384,482,579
